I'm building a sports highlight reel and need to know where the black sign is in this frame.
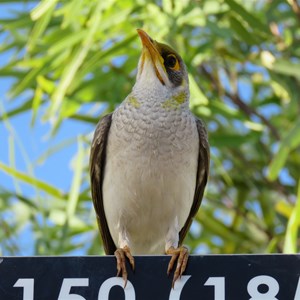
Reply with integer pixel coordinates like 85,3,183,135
0,255,300,299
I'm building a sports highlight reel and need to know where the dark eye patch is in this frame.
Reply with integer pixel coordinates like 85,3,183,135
168,71,182,87
158,44,184,87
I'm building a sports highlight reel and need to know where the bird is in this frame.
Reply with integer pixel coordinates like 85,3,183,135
90,29,209,287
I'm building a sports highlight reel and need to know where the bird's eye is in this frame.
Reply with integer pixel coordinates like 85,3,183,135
165,54,179,70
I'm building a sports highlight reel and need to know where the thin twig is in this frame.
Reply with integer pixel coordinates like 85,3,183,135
291,0,300,23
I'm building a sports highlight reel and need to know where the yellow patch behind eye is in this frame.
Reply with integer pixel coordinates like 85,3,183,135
167,54,180,71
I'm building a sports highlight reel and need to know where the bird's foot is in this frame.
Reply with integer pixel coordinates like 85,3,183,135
166,246,189,288
114,246,135,288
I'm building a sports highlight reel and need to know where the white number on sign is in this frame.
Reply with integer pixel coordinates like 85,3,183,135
57,278,89,300
14,278,34,300
204,277,225,300
294,277,300,300
12,275,300,299
169,275,191,300
247,275,279,300
98,277,135,299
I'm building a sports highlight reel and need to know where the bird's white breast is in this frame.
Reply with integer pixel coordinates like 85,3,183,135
102,94,199,254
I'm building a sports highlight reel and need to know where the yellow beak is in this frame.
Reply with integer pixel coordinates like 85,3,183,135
137,29,166,85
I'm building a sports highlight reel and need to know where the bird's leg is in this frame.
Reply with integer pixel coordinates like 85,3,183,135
114,246,135,287
165,219,189,287
166,246,189,288
114,229,135,287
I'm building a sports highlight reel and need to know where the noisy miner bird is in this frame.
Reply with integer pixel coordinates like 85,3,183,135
90,29,209,287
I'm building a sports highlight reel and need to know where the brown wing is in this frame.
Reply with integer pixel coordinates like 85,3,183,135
89,113,116,254
179,118,210,245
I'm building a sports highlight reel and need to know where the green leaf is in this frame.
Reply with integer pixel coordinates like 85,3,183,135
47,30,88,56
27,1,56,52
31,85,43,126
210,101,244,119
60,138,85,250
176,7,205,27
267,147,289,181
36,137,77,165
14,193,39,210
30,0,58,20
50,2,104,118
69,114,99,124
284,180,300,253
210,132,259,148
10,67,45,99
229,15,258,45
0,162,64,199
276,200,293,219
49,210,86,228
225,0,269,33
189,73,209,106
212,153,233,186
270,59,300,80
68,33,136,94
66,137,85,219
207,20,232,39
8,135,21,194
0,98,37,121
268,119,300,181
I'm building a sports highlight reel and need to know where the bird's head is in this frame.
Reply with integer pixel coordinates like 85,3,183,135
134,29,189,101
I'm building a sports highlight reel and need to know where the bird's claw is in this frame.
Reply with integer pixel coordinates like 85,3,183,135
166,246,189,288
114,246,135,288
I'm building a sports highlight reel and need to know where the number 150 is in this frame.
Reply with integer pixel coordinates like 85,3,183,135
14,275,300,299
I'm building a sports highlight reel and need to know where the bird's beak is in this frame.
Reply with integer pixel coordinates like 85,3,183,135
137,29,166,85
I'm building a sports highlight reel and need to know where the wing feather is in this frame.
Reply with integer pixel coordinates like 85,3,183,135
89,113,116,254
179,118,210,245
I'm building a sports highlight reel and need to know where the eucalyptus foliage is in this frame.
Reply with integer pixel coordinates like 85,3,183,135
1,0,300,256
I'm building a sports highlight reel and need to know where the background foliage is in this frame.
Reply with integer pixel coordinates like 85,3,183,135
1,0,300,256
